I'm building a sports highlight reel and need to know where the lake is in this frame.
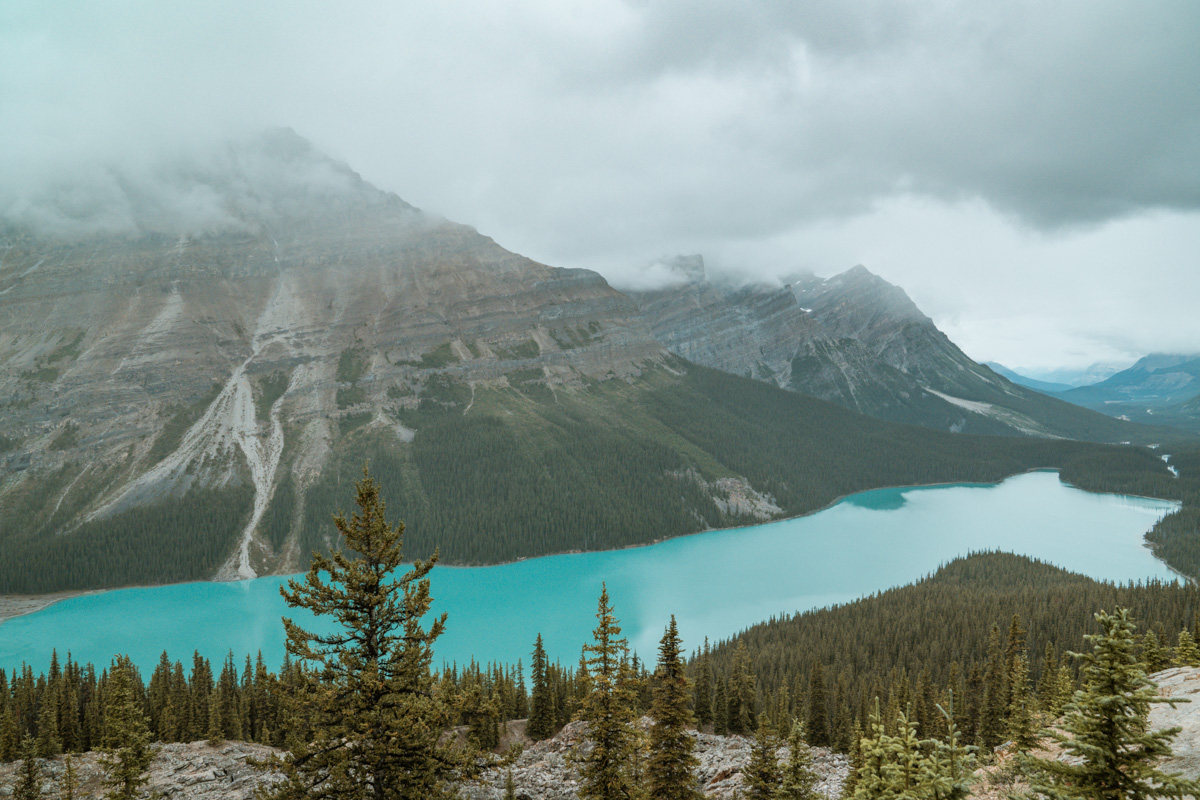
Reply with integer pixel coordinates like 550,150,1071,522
0,471,1181,675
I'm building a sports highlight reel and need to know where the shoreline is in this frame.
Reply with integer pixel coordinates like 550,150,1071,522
0,467,1182,618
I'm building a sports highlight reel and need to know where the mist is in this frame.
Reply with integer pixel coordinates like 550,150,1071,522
1,0,1197,369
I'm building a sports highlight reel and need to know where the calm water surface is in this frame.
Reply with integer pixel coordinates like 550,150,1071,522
0,471,1180,674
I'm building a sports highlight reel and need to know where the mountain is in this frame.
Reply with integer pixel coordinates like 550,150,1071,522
0,131,1182,594
1058,353,1200,409
631,258,1167,442
984,363,1074,394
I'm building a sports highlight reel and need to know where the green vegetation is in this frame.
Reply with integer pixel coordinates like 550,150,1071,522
252,370,290,423
291,363,1186,570
267,470,459,799
336,346,370,383
0,485,252,593
48,424,79,452
45,331,85,365
1020,608,1200,799
146,381,223,466
335,384,368,409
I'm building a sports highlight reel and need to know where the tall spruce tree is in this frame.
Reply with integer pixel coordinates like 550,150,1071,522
777,721,820,800
1021,607,1200,800
693,639,713,730
574,584,639,800
646,616,701,800
265,468,457,800
527,634,555,741
13,734,41,800
805,661,830,749
98,656,154,800
742,718,782,800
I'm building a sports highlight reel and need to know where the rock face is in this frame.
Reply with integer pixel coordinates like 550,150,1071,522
632,258,1150,441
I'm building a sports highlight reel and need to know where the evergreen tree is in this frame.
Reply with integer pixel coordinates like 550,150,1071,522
920,693,975,800
728,642,756,736
574,584,639,800
265,468,457,800
693,639,713,730
777,721,819,800
1004,653,1039,751
1174,628,1200,667
743,719,781,800
0,700,18,761
1140,628,1170,673
13,734,41,800
527,634,555,741
880,709,923,797
504,769,516,800
646,616,701,800
34,688,60,759
713,678,730,736
977,624,1006,752
98,656,154,800
851,701,888,800
60,752,79,800
805,662,829,749
1021,607,1200,799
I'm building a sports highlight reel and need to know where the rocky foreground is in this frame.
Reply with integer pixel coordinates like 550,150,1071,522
7,667,1200,799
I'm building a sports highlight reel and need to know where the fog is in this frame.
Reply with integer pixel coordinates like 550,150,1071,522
1,1,1197,370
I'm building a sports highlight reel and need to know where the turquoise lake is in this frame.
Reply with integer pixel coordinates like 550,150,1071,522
0,471,1181,675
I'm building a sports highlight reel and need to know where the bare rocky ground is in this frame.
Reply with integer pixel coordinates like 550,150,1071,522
6,668,1200,799
460,719,848,800
0,741,281,799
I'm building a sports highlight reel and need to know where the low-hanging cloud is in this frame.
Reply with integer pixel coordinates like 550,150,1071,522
0,1,1197,367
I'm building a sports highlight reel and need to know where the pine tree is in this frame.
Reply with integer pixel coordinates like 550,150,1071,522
1004,653,1039,751
527,634,555,741
728,641,756,736
574,584,639,800
920,692,975,800
35,685,60,758
805,661,830,748
693,639,713,730
646,616,701,800
13,734,41,800
713,678,730,736
59,752,79,800
1140,628,1170,673
265,468,457,800
742,718,781,800
1174,628,1200,667
0,700,18,761
777,721,819,800
504,769,517,800
880,708,923,797
1021,607,1200,799
977,624,1006,752
851,701,888,800
98,656,154,800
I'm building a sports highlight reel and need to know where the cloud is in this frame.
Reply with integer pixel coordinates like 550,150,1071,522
0,0,1196,364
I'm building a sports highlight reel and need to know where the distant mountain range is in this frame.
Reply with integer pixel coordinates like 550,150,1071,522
0,129,1185,593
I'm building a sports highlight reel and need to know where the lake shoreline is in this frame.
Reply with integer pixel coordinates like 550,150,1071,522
1,467,1180,620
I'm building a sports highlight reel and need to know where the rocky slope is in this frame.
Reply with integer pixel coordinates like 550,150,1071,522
0,130,669,583
632,258,1163,442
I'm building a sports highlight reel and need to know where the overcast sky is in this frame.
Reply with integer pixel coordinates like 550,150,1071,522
2,1,1198,372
